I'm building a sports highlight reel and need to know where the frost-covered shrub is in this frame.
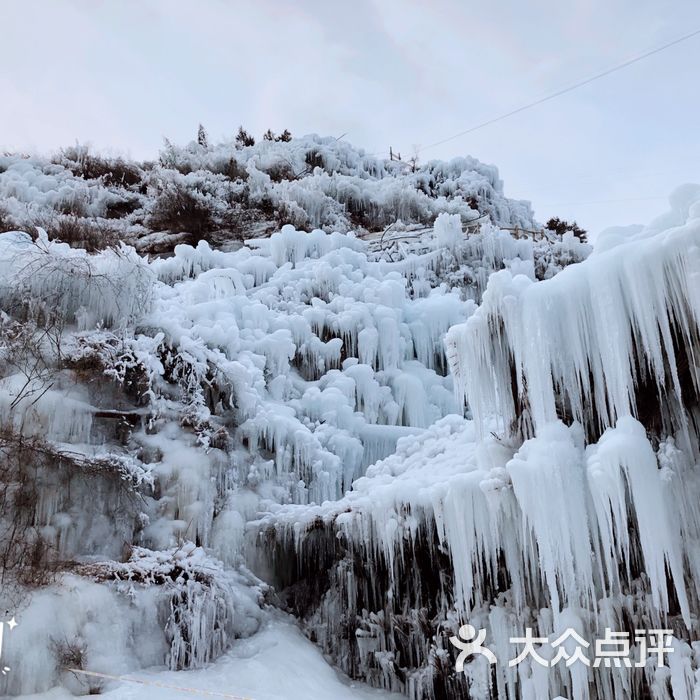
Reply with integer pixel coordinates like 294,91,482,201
0,231,154,328
221,156,249,181
532,231,592,280
54,144,144,188
263,159,297,183
43,215,119,252
78,543,265,670
103,191,142,219
54,191,90,217
545,215,588,242
149,180,216,235
147,169,246,239
235,126,255,148
0,203,15,232
63,331,158,407
51,637,104,695
262,128,292,143
197,124,208,149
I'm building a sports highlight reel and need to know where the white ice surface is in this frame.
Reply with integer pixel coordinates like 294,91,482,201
18,614,402,700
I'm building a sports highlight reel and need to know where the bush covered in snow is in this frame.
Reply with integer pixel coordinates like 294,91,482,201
0,134,544,253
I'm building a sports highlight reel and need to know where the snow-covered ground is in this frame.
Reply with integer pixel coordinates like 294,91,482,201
19,614,403,700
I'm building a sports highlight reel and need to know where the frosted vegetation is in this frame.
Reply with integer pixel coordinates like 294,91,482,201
0,132,535,253
0,132,697,700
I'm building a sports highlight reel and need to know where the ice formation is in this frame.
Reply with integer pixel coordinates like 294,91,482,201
0,144,571,696
258,188,700,700
6,132,695,700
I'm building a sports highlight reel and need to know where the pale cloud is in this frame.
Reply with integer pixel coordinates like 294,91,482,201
1,0,699,235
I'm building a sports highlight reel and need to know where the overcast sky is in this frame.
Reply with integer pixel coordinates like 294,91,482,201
2,0,700,237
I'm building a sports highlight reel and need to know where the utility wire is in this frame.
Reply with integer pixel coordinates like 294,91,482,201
417,28,700,153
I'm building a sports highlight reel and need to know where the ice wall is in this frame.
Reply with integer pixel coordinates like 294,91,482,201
446,203,700,443
259,190,700,700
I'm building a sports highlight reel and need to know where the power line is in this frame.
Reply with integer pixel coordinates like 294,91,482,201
417,28,700,153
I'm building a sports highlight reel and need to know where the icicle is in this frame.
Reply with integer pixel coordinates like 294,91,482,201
586,417,690,625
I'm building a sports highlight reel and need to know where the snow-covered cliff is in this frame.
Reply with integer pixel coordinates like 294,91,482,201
4,134,695,700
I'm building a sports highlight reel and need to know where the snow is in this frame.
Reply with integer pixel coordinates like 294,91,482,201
3,132,698,700
16,615,402,700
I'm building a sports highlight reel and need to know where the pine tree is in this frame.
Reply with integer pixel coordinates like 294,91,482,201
276,129,292,142
197,124,208,148
545,217,588,243
263,129,276,141
235,127,255,148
